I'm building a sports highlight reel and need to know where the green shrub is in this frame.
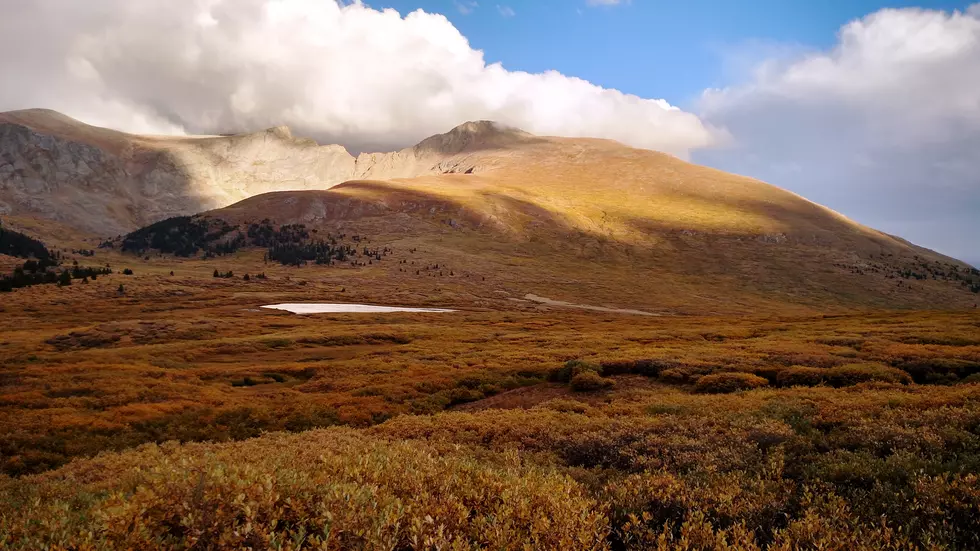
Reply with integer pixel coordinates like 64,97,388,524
825,363,912,387
694,372,769,394
570,371,614,392
777,366,827,387
550,359,602,383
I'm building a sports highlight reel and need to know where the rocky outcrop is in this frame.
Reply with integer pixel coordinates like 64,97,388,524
0,110,525,237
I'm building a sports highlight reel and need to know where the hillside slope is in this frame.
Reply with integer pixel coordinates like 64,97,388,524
202,132,978,312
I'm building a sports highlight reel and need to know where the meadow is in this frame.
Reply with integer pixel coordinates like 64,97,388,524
1,250,979,549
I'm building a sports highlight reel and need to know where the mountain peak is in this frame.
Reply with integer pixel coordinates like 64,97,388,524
415,120,531,156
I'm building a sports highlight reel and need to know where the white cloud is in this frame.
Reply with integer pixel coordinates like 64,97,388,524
586,0,628,6
696,5,980,264
0,0,713,157
496,5,515,17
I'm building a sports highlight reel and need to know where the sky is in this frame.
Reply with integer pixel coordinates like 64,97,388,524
0,0,977,265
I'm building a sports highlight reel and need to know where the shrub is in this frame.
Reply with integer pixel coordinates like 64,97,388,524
896,359,980,384
570,371,614,392
694,372,769,394
122,268,134,275
825,363,912,387
959,373,980,384
777,366,827,387
659,368,689,384
446,387,485,405
550,359,601,383
749,365,784,384
600,358,673,377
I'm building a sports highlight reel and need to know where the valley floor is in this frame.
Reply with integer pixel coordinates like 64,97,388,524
1,252,979,549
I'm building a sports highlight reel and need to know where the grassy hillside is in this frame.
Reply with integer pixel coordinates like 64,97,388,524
201,138,980,312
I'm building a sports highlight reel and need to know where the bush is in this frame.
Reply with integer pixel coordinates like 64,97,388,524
777,366,827,387
825,363,912,387
694,372,769,394
958,373,980,384
600,358,674,377
122,268,134,275
896,359,980,384
659,368,690,384
570,371,614,392
550,359,601,383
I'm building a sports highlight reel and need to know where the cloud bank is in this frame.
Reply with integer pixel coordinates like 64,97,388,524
0,0,716,157
696,5,980,265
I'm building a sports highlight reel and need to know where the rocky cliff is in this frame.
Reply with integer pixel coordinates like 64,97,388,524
0,109,520,237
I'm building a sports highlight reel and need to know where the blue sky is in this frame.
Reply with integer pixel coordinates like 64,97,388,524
374,0,973,109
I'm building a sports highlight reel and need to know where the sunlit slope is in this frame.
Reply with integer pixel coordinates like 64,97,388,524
211,134,978,312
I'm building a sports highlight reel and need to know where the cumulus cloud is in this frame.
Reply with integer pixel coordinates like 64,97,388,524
0,0,715,157
696,5,980,265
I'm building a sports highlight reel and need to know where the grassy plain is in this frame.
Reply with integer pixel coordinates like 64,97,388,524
1,246,979,549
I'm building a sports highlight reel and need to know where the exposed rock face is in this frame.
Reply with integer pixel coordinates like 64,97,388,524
0,110,521,236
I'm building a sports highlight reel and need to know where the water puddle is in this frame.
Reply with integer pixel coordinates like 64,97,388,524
261,303,456,314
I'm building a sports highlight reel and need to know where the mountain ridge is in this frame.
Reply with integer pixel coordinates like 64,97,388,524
0,109,525,237
3,108,978,311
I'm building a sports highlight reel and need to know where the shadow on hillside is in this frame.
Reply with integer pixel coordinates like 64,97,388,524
0,116,216,240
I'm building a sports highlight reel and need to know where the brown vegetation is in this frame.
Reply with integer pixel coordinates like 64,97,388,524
1,245,979,549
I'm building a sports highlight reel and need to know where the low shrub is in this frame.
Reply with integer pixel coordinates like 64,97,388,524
659,368,690,384
960,373,980,384
825,363,912,387
570,371,615,392
600,358,674,377
777,366,827,387
895,359,980,384
550,359,602,383
694,372,769,394
749,365,784,384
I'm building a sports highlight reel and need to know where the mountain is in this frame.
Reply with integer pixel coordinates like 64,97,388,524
2,108,978,312
0,110,519,237
204,136,979,312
